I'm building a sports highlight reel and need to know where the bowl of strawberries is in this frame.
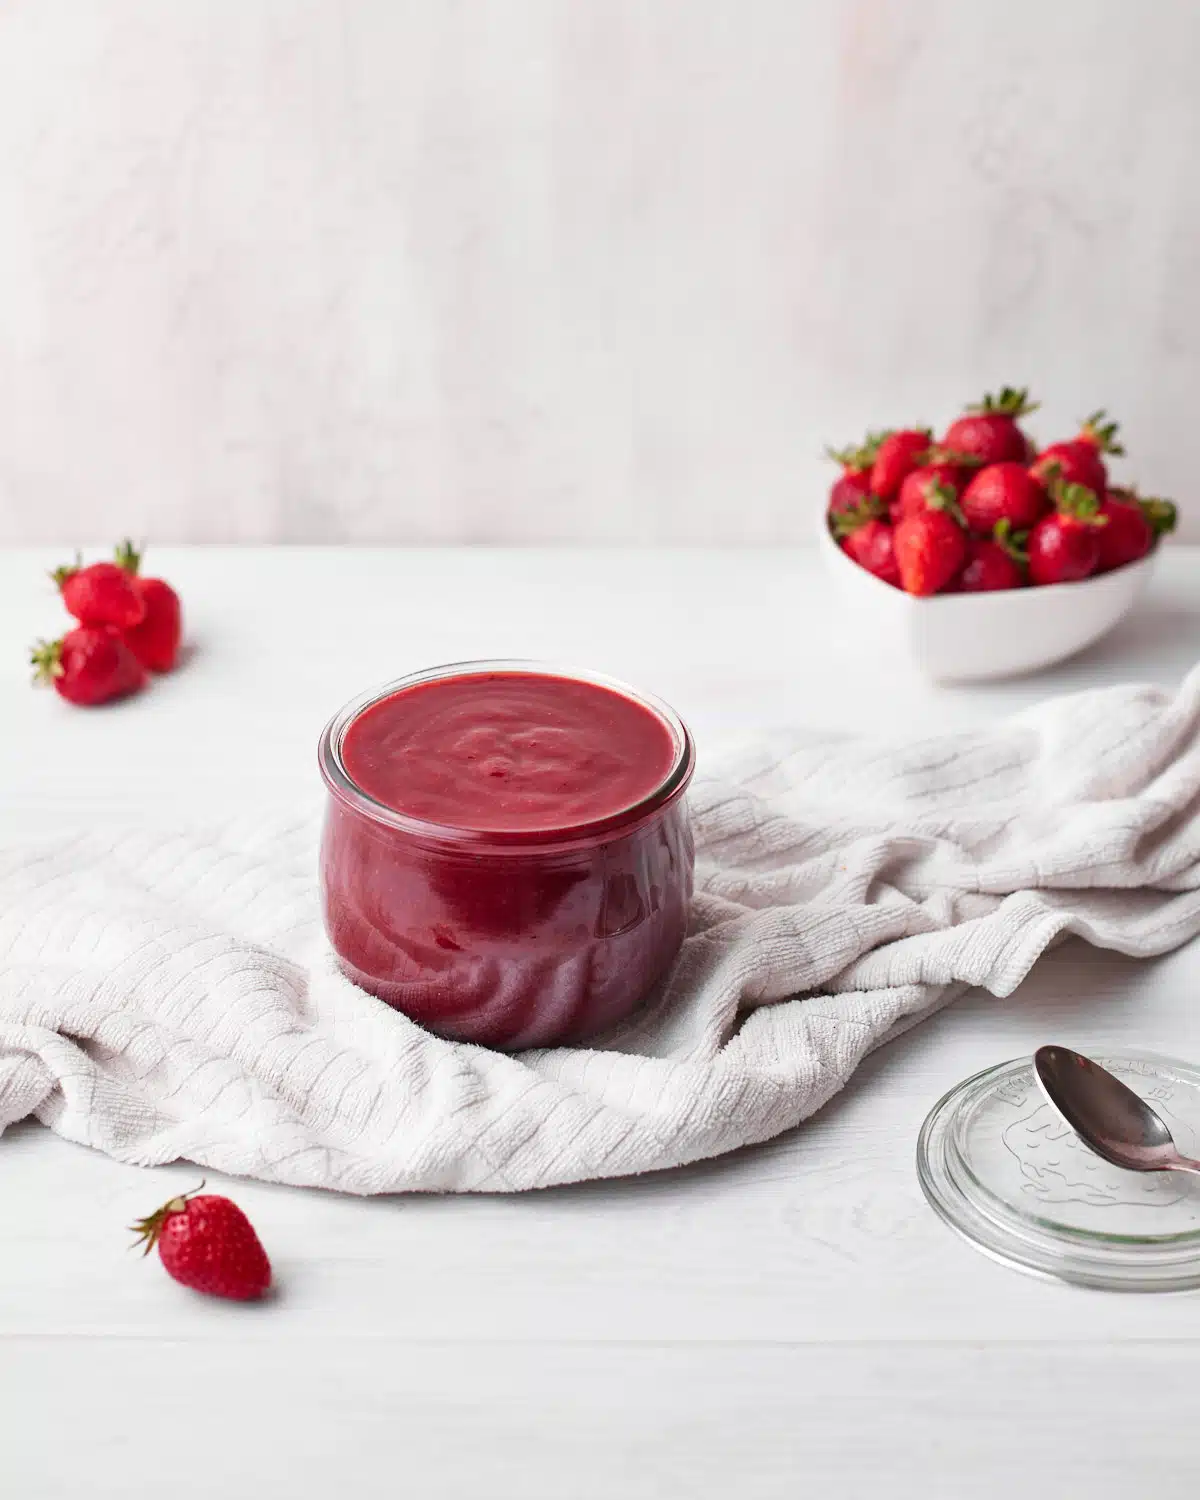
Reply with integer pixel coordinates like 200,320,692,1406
820,388,1177,681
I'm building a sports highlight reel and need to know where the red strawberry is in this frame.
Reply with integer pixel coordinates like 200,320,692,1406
30,625,147,706
1030,410,1123,495
961,461,1048,535
894,455,974,521
869,427,932,501
1027,482,1105,585
1096,489,1176,573
131,1182,271,1302
894,488,967,595
942,386,1039,467
827,467,874,519
833,506,901,587
958,520,1028,592
115,540,183,672
52,556,145,631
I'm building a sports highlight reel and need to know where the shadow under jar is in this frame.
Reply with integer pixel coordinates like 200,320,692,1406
318,661,696,1050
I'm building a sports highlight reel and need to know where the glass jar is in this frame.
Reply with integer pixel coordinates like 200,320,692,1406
317,661,696,1050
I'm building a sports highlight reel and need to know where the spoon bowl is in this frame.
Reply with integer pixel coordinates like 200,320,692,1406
1034,1045,1200,1177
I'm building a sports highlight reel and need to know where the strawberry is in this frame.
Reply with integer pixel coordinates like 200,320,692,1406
827,468,874,519
1030,410,1123,495
832,505,901,587
894,455,975,521
894,487,967,595
869,427,932,501
131,1182,271,1302
114,540,183,672
1027,482,1105,585
1096,489,1177,573
942,386,1039,467
30,625,147,706
960,461,1048,535
52,555,145,631
958,520,1028,592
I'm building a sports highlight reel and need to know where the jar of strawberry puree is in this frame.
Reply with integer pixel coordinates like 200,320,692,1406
318,661,696,1050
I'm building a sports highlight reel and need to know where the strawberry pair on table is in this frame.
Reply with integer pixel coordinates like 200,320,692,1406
828,390,1177,596
31,541,183,706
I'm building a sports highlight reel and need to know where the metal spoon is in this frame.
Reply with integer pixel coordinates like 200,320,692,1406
1034,1045,1200,1177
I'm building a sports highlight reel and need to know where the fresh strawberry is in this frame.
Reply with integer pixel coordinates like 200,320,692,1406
894,487,967,595
1030,410,1123,495
114,540,183,671
958,520,1028,592
960,461,1048,535
131,1182,271,1302
1096,489,1177,572
869,427,932,501
30,625,147,706
1027,482,1105,585
833,506,901,587
827,467,874,520
942,386,1039,467
52,555,145,631
894,454,975,521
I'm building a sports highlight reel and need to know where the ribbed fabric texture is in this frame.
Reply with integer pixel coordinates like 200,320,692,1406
3,668,1200,1194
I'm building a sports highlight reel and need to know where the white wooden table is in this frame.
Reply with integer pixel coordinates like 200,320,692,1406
3,545,1200,1499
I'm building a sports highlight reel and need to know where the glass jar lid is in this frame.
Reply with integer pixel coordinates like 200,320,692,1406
917,1052,1200,1291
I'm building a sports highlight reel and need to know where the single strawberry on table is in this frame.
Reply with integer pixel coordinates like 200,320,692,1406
831,502,901,588
960,461,1048,536
894,484,967,596
1095,487,1176,573
869,427,932,502
942,386,1039,467
1027,481,1106,585
52,554,145,631
958,519,1028,593
1030,409,1123,495
114,539,183,672
30,625,147,706
131,1182,271,1302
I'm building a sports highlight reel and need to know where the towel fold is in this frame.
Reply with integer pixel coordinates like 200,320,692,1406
3,667,1200,1194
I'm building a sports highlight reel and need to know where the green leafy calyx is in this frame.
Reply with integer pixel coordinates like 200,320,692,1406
966,385,1040,419
1079,409,1124,456
992,518,1029,563
830,495,885,538
825,430,891,473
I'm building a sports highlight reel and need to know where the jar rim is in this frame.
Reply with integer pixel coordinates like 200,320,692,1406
317,658,696,851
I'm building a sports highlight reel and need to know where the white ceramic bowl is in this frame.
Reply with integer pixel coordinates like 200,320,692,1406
818,519,1157,682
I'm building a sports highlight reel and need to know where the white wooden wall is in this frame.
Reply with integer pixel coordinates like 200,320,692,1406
0,0,1197,544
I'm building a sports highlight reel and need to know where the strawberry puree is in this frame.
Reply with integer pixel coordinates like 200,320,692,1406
319,665,695,1050
340,671,678,834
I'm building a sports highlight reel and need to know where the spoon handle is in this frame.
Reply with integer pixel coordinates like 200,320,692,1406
1170,1156,1200,1177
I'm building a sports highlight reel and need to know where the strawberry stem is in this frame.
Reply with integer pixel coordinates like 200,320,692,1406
1079,408,1124,456
1138,497,1177,538
824,430,891,472
830,495,885,537
925,478,967,527
129,1179,207,1256
1051,479,1105,524
49,552,82,591
920,445,986,469
29,637,65,685
993,518,1029,564
114,538,143,576
965,385,1040,418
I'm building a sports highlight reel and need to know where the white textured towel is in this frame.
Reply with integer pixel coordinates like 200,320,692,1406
3,668,1200,1194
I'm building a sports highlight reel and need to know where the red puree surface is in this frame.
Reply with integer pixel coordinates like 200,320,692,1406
320,668,695,1049
340,672,678,833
